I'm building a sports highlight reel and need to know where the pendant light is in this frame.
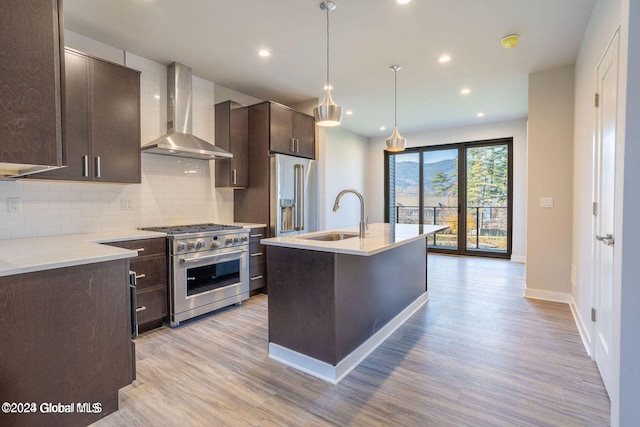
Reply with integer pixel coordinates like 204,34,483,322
313,1,343,127
386,65,406,152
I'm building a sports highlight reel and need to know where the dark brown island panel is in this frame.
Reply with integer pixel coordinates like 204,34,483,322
0,259,134,427
266,231,433,383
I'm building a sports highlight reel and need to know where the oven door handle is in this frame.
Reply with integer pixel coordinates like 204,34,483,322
179,249,247,264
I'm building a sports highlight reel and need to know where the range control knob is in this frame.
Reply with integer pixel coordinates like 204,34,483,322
176,242,187,251
196,240,206,250
225,237,233,245
211,241,221,249
186,241,195,250
241,235,248,242
233,236,239,243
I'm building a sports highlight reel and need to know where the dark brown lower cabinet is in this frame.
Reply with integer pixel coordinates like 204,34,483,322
248,227,267,295
104,238,168,332
267,239,426,366
0,259,134,427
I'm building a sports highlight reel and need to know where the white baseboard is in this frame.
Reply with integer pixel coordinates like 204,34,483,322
510,255,526,263
569,295,593,358
523,288,572,303
268,292,430,384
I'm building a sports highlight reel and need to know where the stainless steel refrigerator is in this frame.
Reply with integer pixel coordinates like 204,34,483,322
270,154,318,237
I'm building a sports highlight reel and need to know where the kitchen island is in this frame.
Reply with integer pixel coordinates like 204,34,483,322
261,223,447,383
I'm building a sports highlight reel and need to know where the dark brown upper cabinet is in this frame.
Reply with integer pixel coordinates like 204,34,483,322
37,49,141,183
215,101,249,188
262,102,315,159
0,0,64,171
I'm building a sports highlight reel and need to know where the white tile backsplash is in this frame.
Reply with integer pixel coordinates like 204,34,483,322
0,41,234,240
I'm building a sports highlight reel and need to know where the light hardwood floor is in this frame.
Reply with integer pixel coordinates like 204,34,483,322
93,254,610,426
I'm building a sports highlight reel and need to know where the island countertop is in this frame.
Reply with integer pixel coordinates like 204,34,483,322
261,223,448,256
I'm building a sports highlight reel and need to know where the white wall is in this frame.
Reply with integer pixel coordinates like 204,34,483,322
615,0,640,424
366,119,527,260
0,31,234,240
526,66,575,297
213,84,263,105
572,0,640,424
571,0,622,362
322,127,369,230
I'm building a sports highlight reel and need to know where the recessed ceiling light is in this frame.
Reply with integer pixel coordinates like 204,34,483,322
154,94,160,100
396,0,411,4
258,49,271,57
345,110,353,115
460,88,471,95
477,112,485,117
380,126,386,131
438,55,451,63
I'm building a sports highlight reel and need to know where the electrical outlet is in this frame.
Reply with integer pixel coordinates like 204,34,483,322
7,197,22,213
540,197,554,208
120,198,134,211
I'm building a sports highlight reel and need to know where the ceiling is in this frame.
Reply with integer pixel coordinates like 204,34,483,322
63,0,595,138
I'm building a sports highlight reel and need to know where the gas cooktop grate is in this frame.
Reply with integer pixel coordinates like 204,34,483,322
141,223,244,235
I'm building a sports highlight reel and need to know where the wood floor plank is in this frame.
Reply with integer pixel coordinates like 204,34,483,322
92,254,610,426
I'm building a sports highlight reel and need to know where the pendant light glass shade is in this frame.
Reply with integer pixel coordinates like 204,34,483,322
386,65,406,152
314,1,343,127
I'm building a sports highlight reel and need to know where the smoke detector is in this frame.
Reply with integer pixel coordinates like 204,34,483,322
501,34,520,49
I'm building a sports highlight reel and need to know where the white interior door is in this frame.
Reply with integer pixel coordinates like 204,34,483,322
593,29,619,395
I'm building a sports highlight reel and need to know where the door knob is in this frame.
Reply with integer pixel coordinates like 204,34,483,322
595,233,615,246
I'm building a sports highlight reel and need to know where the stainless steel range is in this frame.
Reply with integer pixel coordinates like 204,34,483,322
142,223,249,327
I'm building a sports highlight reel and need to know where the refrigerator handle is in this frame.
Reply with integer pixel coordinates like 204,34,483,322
294,164,304,231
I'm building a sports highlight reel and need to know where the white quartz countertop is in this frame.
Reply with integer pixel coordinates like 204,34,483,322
0,229,166,277
261,223,448,256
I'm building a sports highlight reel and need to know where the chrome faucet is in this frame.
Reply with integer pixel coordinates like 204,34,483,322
333,189,367,238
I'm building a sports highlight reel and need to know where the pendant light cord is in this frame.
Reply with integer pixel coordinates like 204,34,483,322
326,7,330,89
394,69,398,126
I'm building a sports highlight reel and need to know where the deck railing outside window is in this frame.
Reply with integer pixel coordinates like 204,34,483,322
394,205,507,252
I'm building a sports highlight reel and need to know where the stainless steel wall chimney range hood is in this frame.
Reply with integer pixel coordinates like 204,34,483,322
141,62,232,160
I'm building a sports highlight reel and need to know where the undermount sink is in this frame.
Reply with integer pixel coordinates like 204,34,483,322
301,232,360,241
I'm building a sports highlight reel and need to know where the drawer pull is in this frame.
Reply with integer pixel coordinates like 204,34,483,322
135,273,146,279
133,248,145,252
250,234,263,238
136,306,147,312
250,252,263,257
250,275,263,281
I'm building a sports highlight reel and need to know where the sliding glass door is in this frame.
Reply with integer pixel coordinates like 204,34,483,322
465,144,510,253
385,138,512,258
423,148,459,250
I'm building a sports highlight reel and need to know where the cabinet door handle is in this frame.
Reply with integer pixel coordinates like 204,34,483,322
133,248,145,252
232,169,237,185
250,275,264,281
295,139,300,153
83,155,89,177
250,234,263,238
291,138,296,152
250,252,263,257
135,273,146,279
136,306,147,312
95,156,101,178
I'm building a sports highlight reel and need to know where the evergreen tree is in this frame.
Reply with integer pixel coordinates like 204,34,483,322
431,171,452,196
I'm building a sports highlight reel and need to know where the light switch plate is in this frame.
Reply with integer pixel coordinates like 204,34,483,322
540,197,554,208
